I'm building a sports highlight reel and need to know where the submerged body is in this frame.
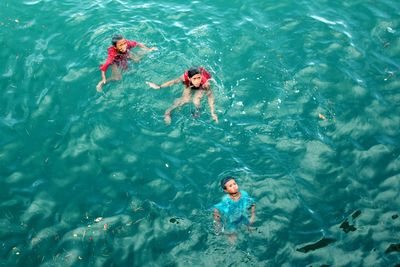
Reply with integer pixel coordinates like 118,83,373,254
214,190,255,232
146,67,218,124
96,35,157,92
213,177,256,243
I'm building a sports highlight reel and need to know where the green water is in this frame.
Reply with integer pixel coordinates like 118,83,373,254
1,0,400,266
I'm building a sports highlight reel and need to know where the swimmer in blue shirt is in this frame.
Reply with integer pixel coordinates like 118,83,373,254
213,176,255,242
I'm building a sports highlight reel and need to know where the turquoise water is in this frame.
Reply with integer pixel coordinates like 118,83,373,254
1,0,400,266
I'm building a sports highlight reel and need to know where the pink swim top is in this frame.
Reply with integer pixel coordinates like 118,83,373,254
182,67,211,88
99,40,140,72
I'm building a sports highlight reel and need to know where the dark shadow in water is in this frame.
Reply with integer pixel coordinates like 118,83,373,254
339,210,361,233
169,217,185,225
385,243,400,254
296,237,336,253
392,214,398,220
339,219,357,233
352,210,361,219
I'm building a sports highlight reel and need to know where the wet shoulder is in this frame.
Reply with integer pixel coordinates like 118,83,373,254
127,40,138,48
201,68,211,81
107,46,117,56
240,190,249,198
240,190,255,204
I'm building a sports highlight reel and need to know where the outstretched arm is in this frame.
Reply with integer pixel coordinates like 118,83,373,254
97,51,115,92
100,70,106,84
205,83,218,123
137,43,158,52
99,51,116,83
250,204,256,225
146,77,182,90
213,208,222,233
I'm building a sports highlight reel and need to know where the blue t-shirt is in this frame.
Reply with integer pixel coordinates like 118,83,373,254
214,190,255,232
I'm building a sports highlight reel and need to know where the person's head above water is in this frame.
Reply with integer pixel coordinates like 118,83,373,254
112,34,124,46
220,176,239,194
220,176,237,189
187,67,203,88
187,67,201,78
112,34,128,53
220,176,234,189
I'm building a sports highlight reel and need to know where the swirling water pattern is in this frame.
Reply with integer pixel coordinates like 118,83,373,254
1,0,399,266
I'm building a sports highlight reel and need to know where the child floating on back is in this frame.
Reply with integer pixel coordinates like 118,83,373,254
96,34,157,92
213,176,256,243
146,67,218,124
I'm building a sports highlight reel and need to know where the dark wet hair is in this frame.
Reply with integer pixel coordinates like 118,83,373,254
220,176,235,189
112,34,124,46
187,67,201,78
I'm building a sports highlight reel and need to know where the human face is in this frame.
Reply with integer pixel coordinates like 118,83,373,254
224,179,239,194
189,74,202,88
116,39,128,53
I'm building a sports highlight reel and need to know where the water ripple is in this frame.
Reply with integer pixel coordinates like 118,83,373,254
1,0,400,266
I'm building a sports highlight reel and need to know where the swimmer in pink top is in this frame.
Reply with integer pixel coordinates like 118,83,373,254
96,34,157,92
146,67,218,125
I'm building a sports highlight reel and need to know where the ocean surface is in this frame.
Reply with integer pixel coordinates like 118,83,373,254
1,0,399,266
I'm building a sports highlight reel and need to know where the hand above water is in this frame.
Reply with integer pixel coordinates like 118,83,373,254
211,113,219,123
146,81,161,89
